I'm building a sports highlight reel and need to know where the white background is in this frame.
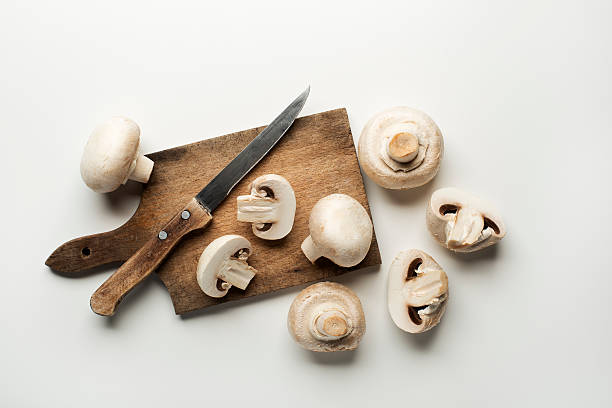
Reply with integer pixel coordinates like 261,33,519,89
1,0,610,406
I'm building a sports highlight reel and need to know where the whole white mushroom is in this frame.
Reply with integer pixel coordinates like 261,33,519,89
358,107,443,190
287,282,366,352
80,117,154,193
301,194,373,268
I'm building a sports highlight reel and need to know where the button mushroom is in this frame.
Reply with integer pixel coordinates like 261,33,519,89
196,235,258,298
358,107,443,189
80,117,154,193
301,194,373,267
427,187,506,252
236,174,296,240
287,282,366,352
388,249,449,333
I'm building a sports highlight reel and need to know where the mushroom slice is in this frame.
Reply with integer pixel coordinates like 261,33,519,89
301,194,373,267
80,117,154,193
427,187,506,253
196,235,257,298
358,107,443,190
388,249,449,333
287,282,366,352
236,174,296,240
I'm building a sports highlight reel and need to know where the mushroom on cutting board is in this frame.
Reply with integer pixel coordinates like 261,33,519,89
196,235,257,298
287,282,366,352
237,174,296,240
388,249,449,333
301,194,373,267
358,107,443,189
80,117,154,193
427,187,506,253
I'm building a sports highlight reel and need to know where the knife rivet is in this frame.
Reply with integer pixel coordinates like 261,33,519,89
181,210,191,220
158,230,168,240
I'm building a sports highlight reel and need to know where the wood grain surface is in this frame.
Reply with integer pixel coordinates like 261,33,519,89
46,108,382,315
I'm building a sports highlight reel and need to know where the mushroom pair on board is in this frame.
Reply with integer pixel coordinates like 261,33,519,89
81,117,154,193
196,174,297,298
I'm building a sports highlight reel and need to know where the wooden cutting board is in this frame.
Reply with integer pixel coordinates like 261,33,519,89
46,108,381,315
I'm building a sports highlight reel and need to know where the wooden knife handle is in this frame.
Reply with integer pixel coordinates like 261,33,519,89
90,198,212,316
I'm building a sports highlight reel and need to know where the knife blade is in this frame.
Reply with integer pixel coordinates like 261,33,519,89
89,87,310,316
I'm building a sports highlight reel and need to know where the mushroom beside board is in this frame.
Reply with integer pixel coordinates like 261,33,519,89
301,194,373,267
427,187,506,252
196,235,257,298
388,249,449,333
288,282,366,352
80,117,154,193
237,174,296,240
358,107,443,189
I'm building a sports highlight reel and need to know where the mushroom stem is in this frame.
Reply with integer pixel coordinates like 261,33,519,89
236,195,281,224
446,209,484,248
310,307,352,341
301,235,322,263
217,258,257,290
386,131,419,163
402,269,448,307
128,155,154,184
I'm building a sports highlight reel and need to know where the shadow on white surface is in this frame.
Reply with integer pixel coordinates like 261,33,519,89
306,349,358,365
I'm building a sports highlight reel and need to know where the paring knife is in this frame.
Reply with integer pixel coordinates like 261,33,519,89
90,87,310,316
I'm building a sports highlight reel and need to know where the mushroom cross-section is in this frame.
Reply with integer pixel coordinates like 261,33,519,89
301,194,373,267
358,107,444,190
196,235,258,298
236,174,296,240
388,249,449,333
287,282,366,352
427,187,506,253
80,117,154,193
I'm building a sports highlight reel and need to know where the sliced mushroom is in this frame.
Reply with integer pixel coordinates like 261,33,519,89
427,187,506,252
301,194,373,267
388,249,449,333
287,282,366,352
236,174,296,240
80,117,154,193
358,107,443,189
196,235,257,298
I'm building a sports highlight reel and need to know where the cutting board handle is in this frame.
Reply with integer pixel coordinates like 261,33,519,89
89,198,212,316
45,227,140,274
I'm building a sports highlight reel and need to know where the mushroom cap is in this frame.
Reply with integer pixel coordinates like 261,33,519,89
306,194,373,267
80,117,142,193
426,187,506,253
240,174,296,240
358,107,443,190
288,282,366,352
388,249,449,333
196,234,254,298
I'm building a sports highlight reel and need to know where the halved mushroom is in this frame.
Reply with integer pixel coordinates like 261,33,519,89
301,194,373,267
237,174,296,240
80,117,154,193
388,249,449,333
196,235,257,298
288,282,366,352
358,107,443,189
427,187,506,253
